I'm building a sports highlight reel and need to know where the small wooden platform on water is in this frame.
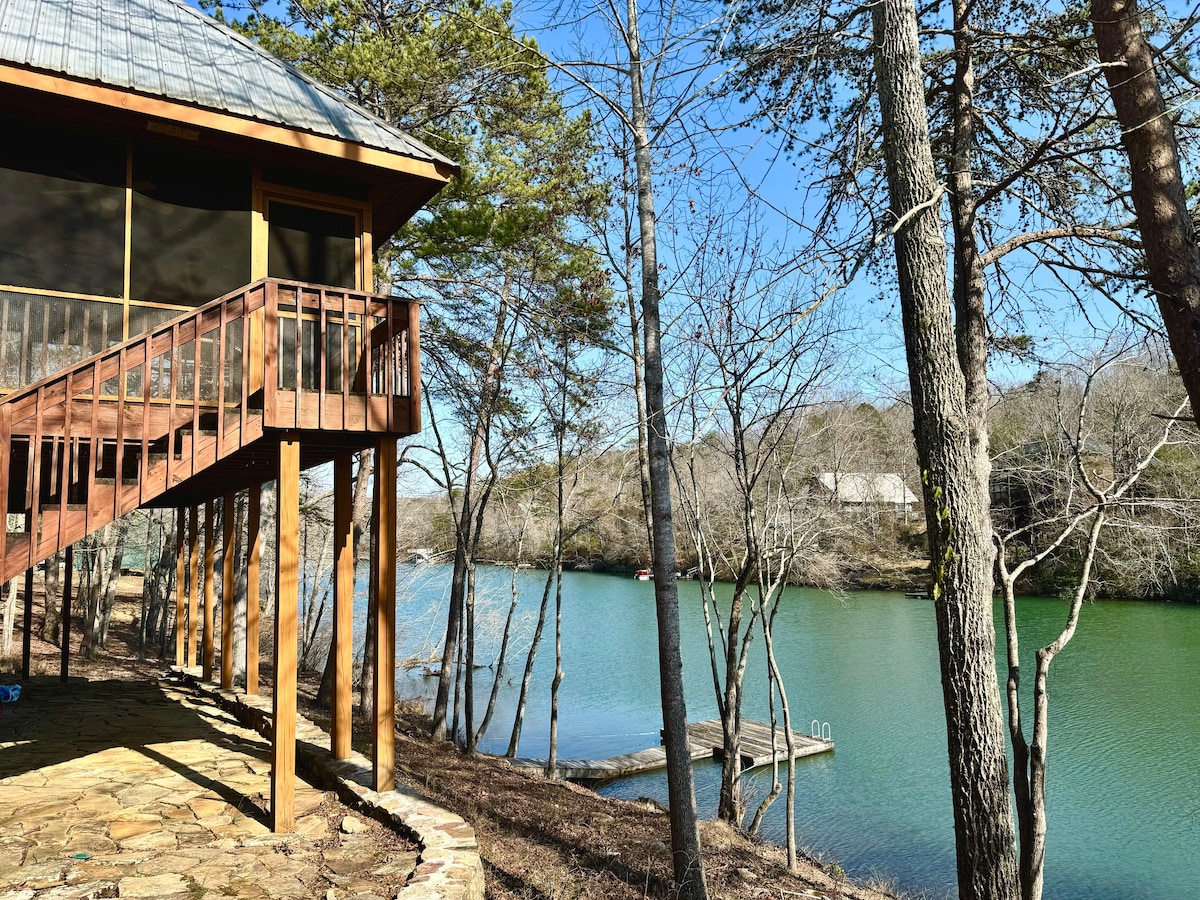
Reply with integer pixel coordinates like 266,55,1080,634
507,719,834,782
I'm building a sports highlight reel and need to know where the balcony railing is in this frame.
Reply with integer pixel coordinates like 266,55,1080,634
0,278,419,578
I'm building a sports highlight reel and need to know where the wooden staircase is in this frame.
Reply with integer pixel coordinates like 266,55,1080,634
0,278,419,582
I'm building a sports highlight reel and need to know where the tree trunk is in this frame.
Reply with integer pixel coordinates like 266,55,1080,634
433,545,468,739
999,574,1035,899
318,451,371,708
1,577,15,657
42,552,61,643
625,276,655,562
463,559,478,748
96,522,128,649
81,532,105,658
546,558,564,779
360,452,378,723
232,495,247,687
432,296,511,741
871,2,1019,898
473,554,523,747
144,517,177,661
758,590,797,868
716,565,756,826
137,516,153,659
1090,0,1200,421
505,565,556,756
349,449,375,720
627,0,708,892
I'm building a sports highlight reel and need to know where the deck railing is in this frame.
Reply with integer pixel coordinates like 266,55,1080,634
0,278,419,578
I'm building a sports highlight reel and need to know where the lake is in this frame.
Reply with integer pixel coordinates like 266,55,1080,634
381,565,1200,899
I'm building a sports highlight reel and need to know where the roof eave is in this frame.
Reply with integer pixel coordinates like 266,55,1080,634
0,60,459,184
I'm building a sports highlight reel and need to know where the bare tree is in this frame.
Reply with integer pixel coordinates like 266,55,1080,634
140,511,177,661
995,350,1191,900
485,0,748,890
473,498,532,749
79,521,128,659
41,550,61,643
0,578,16,659
671,205,839,834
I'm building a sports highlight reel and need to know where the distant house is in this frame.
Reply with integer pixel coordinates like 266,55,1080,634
814,473,920,515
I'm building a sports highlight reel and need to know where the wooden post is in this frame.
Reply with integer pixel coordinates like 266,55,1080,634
175,508,185,667
273,437,300,832
332,452,354,759
20,564,33,680
221,492,235,690
0,407,9,576
203,499,214,681
59,545,72,684
188,505,199,666
372,438,396,791
408,300,421,432
246,483,261,696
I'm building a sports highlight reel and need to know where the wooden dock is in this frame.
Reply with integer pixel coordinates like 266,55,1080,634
507,719,833,782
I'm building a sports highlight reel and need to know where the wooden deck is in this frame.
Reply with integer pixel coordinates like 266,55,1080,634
507,718,834,782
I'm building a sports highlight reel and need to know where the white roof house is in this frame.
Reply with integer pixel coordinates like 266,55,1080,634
816,473,920,510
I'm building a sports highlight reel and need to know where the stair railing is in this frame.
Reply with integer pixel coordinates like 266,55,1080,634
0,279,418,578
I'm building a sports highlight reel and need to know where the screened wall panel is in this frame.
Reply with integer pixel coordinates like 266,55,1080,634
268,201,357,289
131,144,252,306
0,291,123,390
0,115,126,298
128,303,185,339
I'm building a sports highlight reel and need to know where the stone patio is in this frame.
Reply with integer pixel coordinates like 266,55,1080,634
0,677,423,899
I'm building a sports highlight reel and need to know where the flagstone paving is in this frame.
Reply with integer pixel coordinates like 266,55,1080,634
0,678,419,899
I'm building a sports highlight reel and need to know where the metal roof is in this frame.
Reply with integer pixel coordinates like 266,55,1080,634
816,473,920,506
0,0,454,169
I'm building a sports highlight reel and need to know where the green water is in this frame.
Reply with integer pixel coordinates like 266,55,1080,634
387,566,1200,899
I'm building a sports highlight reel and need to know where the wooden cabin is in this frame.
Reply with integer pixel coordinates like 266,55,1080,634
0,0,456,830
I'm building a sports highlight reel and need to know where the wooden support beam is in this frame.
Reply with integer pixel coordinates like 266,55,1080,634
21,564,33,680
246,484,261,695
188,505,199,666
203,499,215,681
408,300,422,432
332,452,354,760
372,438,396,792
175,508,186,667
59,546,72,684
221,492,235,690
273,438,300,833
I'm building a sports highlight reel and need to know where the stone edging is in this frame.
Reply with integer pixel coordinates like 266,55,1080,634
170,667,485,900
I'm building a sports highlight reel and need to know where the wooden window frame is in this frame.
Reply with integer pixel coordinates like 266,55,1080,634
257,185,372,292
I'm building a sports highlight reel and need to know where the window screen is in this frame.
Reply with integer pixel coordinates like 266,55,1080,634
0,116,126,297
268,202,357,289
0,291,123,390
130,143,252,306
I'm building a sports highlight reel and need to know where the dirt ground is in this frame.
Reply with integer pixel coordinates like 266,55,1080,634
2,584,902,900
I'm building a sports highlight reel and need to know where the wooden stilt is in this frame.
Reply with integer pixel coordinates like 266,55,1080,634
203,499,214,681
59,545,72,684
246,483,261,695
221,492,235,690
273,438,300,832
175,508,186,667
188,505,198,666
21,564,32,680
372,438,396,791
332,452,354,759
